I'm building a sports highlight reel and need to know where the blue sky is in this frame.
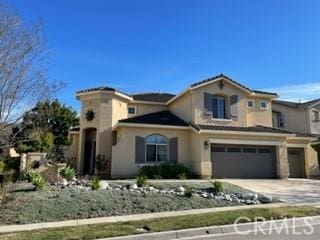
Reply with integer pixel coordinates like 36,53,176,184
8,0,320,110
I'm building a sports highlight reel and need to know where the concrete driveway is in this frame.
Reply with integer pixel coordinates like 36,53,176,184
222,179,320,203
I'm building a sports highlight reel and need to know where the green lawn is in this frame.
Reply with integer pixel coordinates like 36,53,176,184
1,206,319,240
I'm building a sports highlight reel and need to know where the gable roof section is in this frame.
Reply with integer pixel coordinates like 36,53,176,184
273,99,320,109
132,93,175,103
119,110,189,126
190,74,278,96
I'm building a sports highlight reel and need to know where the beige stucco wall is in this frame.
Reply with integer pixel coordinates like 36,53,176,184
77,92,122,175
306,144,320,177
247,97,273,127
111,126,190,178
272,102,308,133
189,81,273,127
169,92,193,123
66,132,79,162
128,103,167,117
308,104,320,134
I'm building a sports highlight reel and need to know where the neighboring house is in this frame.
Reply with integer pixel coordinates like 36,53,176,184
272,99,320,135
69,74,320,179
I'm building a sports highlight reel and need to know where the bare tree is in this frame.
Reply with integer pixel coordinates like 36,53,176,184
0,4,60,137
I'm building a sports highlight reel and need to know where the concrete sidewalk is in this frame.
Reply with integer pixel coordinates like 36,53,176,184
0,202,319,234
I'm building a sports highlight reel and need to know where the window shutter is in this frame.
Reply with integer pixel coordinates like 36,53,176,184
135,136,146,163
169,137,178,163
279,114,285,128
204,92,213,117
230,95,238,119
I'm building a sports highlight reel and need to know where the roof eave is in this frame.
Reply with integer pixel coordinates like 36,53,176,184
76,90,133,101
114,122,190,130
198,129,294,137
190,76,252,94
131,100,167,105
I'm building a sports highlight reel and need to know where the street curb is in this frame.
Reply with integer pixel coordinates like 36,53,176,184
101,216,320,240
0,202,318,233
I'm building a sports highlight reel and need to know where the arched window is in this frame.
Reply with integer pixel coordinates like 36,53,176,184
145,134,168,162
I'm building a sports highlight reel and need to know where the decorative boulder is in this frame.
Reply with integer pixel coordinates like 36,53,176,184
177,186,185,193
99,180,110,190
129,183,138,190
258,195,273,204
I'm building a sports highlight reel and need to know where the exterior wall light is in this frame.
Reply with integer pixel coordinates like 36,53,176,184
204,140,209,150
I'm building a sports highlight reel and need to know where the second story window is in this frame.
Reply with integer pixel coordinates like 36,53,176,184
247,100,255,108
212,96,226,119
128,106,136,115
313,111,320,122
259,100,268,110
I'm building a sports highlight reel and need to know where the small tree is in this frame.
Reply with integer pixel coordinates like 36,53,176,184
0,3,62,146
14,100,79,161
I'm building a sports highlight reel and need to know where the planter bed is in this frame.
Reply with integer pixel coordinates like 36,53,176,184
0,181,271,225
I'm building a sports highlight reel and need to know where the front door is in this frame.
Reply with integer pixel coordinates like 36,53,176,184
83,140,96,175
288,148,305,178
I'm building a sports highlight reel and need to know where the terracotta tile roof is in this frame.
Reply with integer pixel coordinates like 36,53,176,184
131,93,175,103
190,74,278,96
119,111,188,126
76,86,116,94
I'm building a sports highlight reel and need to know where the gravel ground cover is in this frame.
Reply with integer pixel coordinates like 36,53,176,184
0,181,265,225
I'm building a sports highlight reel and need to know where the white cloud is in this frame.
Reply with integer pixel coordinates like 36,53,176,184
264,82,320,102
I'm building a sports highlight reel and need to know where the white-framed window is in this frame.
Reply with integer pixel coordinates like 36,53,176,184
128,106,136,115
212,96,226,119
259,100,268,110
145,134,168,162
247,99,255,108
313,111,320,122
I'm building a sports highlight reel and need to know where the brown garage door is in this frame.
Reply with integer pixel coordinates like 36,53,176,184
211,144,277,179
288,148,305,178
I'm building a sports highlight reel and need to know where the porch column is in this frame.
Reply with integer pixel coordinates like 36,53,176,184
198,138,212,179
77,129,85,175
276,142,289,179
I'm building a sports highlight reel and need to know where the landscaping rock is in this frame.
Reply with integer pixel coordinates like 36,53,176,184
177,186,185,193
99,181,110,190
129,183,138,190
258,195,273,204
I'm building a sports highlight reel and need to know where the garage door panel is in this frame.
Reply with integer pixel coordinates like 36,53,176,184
211,145,276,179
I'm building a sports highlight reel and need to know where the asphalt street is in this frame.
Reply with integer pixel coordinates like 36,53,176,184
181,223,320,240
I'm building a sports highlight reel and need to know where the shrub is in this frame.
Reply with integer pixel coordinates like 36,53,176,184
0,156,20,172
0,161,4,174
136,175,148,187
25,170,39,182
140,164,189,179
184,187,195,198
60,166,76,181
90,176,100,190
153,174,162,179
25,170,45,189
32,175,45,189
213,180,223,194
178,172,187,180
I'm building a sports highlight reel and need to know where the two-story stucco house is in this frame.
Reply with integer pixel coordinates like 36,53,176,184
272,99,320,135
68,74,320,179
